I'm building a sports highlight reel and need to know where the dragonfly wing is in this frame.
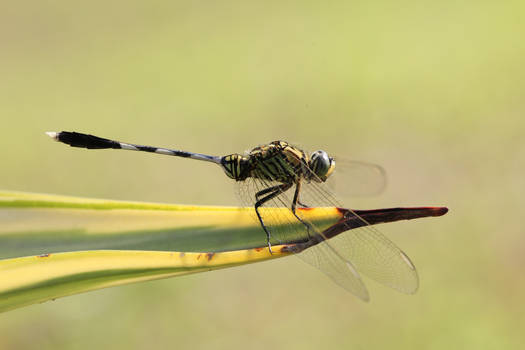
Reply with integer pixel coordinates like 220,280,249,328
236,176,370,300
298,240,370,301
327,220,419,293
327,158,387,197
236,176,309,245
296,165,419,294
236,150,418,297
237,176,333,245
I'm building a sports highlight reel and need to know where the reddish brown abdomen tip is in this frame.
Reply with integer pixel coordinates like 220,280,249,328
429,207,448,216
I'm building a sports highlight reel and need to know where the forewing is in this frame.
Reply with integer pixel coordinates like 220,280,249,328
327,158,387,197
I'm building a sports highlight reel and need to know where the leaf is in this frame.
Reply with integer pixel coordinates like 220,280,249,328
0,191,339,312
0,190,447,312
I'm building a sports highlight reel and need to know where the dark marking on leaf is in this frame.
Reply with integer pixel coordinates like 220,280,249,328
326,207,449,239
297,207,315,211
280,245,300,253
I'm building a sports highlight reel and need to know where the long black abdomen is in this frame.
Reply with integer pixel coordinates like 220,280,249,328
53,131,121,149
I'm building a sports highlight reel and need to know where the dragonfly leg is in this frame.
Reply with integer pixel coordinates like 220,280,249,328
254,183,292,254
297,200,310,208
255,185,280,201
291,180,314,240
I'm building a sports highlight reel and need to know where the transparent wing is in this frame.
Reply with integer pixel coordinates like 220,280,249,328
236,153,418,298
236,176,370,301
326,158,387,197
299,237,370,301
296,168,419,294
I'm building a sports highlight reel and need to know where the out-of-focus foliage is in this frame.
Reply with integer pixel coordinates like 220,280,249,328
0,0,523,349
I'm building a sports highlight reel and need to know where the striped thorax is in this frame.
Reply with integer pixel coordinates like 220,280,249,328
220,141,335,184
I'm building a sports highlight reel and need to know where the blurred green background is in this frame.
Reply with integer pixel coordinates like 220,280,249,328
1,0,524,348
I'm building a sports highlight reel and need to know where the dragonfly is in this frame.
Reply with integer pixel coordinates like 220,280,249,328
46,131,418,301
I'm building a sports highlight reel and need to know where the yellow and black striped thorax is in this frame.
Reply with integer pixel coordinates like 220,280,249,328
221,141,309,183
246,141,308,183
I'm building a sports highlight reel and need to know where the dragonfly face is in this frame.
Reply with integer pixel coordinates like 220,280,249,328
309,150,335,182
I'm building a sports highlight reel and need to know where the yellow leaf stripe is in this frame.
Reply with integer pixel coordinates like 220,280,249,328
0,190,342,312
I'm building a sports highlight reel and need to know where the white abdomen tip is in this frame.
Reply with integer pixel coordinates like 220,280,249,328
45,131,59,140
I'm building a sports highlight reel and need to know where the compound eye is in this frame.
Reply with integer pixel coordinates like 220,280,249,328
310,150,332,179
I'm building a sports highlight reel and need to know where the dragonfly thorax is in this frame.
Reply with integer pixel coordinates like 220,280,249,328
220,142,335,184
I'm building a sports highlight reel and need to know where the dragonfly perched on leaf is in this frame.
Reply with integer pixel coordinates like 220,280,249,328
46,131,441,301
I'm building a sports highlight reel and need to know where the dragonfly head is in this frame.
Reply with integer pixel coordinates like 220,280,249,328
309,150,335,182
